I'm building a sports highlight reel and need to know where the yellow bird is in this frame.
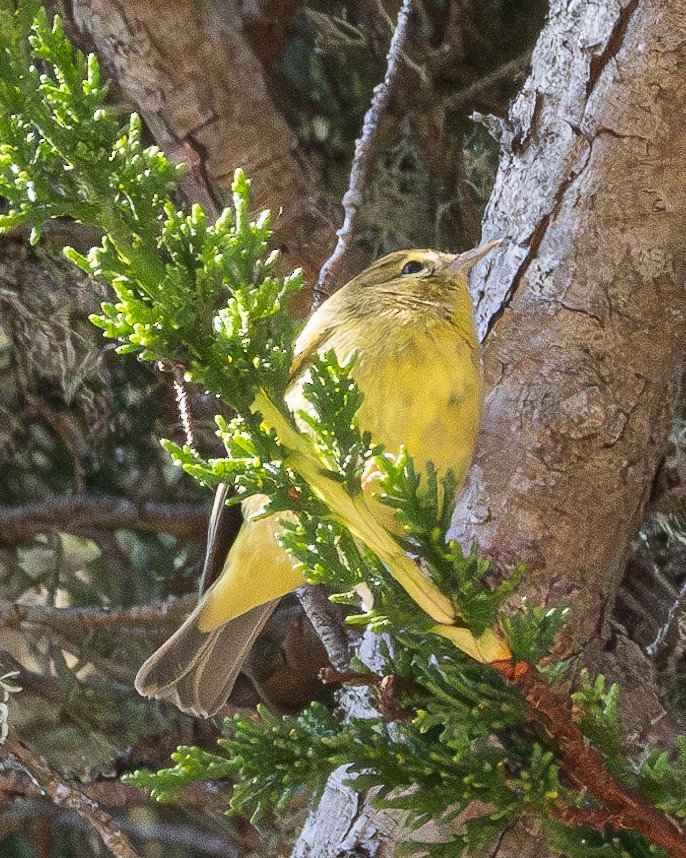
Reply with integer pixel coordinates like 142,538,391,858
135,241,500,716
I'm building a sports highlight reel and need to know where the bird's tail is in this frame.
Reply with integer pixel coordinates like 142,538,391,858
134,600,278,717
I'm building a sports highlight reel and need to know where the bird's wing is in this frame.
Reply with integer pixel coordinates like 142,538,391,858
252,390,513,664
198,483,242,595
197,505,305,632
135,600,279,717
252,389,455,624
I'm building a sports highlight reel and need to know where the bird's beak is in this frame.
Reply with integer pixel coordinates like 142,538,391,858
443,238,503,272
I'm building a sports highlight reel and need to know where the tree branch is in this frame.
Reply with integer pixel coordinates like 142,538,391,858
0,495,208,546
0,650,136,705
0,794,243,857
0,596,196,638
313,0,416,304
1,733,143,858
493,660,686,857
296,585,352,673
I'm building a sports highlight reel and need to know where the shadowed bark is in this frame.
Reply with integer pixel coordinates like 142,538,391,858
53,0,337,288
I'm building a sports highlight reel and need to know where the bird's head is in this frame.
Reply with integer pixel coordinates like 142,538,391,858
342,240,502,324
291,240,502,376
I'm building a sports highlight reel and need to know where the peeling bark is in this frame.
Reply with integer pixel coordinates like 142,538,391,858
294,769,398,858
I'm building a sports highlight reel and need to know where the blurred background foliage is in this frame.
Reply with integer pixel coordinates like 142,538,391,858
279,0,544,256
4,1,686,856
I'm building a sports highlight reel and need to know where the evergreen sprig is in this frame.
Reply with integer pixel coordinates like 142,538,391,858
501,602,571,664
4,5,686,857
633,738,686,821
371,450,524,636
0,0,302,414
129,646,686,856
296,350,375,491
0,0,517,646
571,670,626,777
125,649,570,857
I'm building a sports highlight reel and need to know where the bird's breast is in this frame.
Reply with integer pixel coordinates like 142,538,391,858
354,322,481,481
287,314,482,485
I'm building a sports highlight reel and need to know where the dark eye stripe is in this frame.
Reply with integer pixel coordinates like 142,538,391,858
401,260,425,276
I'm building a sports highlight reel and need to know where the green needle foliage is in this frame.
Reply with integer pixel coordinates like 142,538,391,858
2,4,686,856
0,0,301,416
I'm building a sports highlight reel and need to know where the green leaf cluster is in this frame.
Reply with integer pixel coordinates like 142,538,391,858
570,671,686,822
4,6,686,857
502,603,571,664
125,744,237,804
632,738,686,821
128,645,686,856
550,824,669,858
370,450,523,636
296,350,374,490
0,0,302,416
126,648,568,856
125,703,339,820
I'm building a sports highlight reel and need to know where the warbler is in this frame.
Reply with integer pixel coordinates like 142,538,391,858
135,241,499,716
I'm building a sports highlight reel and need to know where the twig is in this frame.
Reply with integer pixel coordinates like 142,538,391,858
493,659,686,857
0,595,196,637
24,392,88,492
356,0,394,40
313,0,416,305
0,795,241,857
296,586,352,673
2,733,143,858
444,51,531,112
320,668,420,722
171,364,196,448
320,667,383,687
0,494,208,545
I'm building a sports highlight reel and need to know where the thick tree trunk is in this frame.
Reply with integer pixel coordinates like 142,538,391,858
293,0,686,854
454,0,686,653
54,0,336,288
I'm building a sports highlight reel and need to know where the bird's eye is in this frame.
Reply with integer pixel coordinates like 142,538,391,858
400,260,426,276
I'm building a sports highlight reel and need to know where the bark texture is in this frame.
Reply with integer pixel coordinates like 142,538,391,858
295,770,399,858
454,0,686,651
293,0,686,854
55,0,336,286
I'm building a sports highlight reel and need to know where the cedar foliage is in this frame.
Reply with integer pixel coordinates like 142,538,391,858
1,3,686,858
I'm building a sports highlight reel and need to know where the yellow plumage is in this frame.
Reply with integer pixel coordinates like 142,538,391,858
135,242,503,716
